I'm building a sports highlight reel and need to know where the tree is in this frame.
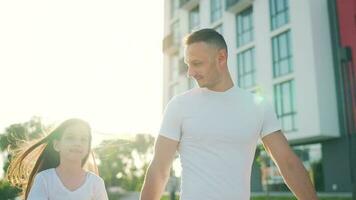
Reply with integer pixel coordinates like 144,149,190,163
0,116,46,199
0,180,20,199
95,134,155,192
0,116,44,152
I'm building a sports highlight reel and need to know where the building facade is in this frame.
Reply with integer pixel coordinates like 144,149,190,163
163,0,353,193
328,0,356,197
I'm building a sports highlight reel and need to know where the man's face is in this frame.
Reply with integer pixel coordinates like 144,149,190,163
184,42,223,88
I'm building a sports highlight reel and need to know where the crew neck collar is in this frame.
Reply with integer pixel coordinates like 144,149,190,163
200,85,237,95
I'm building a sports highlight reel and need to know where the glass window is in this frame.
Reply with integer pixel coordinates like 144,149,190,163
171,0,180,19
214,24,223,35
274,79,297,132
210,0,222,23
171,21,180,45
189,6,200,32
237,48,256,89
272,31,293,78
269,0,289,30
170,56,179,81
236,7,254,47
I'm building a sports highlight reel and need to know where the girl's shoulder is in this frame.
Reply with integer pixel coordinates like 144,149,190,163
32,168,56,185
86,171,105,184
36,168,55,178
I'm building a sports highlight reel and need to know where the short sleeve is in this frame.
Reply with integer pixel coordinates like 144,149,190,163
27,174,48,200
259,100,281,138
94,178,109,200
159,97,183,141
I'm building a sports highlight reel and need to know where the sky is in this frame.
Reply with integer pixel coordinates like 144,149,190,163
0,0,164,145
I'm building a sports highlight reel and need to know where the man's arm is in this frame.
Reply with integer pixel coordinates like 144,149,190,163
261,130,318,200
140,135,179,200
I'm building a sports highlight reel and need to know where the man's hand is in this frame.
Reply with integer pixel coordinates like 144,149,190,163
140,135,179,200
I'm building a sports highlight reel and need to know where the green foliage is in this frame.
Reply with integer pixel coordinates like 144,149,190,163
251,197,351,200
162,195,352,200
1,116,45,173
0,116,46,199
0,180,21,199
95,134,155,192
0,116,44,152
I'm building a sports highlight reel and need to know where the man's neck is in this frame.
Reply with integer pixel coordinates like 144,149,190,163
206,75,234,92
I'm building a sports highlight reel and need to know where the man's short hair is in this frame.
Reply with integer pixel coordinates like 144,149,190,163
184,28,228,53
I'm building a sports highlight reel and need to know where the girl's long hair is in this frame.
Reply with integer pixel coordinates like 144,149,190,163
6,118,98,200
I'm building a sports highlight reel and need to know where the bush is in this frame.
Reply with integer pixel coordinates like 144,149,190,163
0,180,20,200
162,195,352,200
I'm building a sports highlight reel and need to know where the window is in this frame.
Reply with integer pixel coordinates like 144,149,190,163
237,48,255,89
214,24,223,35
170,56,179,81
189,6,200,31
171,21,180,45
236,7,253,47
210,0,222,23
272,31,293,77
269,0,290,30
274,79,297,132
171,0,180,19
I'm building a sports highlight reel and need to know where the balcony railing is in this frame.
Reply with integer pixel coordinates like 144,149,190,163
163,33,180,54
225,0,252,13
179,0,199,10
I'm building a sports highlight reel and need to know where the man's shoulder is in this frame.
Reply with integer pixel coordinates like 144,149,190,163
170,88,200,102
235,87,259,101
234,87,269,110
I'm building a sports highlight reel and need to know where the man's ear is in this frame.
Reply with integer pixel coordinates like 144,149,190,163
217,49,228,68
53,140,60,152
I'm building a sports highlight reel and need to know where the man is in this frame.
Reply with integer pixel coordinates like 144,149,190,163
140,29,318,200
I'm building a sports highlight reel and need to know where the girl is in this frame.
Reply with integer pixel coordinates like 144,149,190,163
6,118,109,200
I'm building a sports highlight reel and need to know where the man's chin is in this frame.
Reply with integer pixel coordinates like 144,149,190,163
196,81,205,88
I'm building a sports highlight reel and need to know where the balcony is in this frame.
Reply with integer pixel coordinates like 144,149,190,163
225,0,253,13
162,33,180,55
179,0,200,10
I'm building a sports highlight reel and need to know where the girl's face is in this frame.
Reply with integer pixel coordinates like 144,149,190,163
54,124,91,163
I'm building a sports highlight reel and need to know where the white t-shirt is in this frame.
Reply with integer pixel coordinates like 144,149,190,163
27,168,109,200
159,86,281,200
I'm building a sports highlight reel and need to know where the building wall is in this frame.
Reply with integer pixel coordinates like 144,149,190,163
323,0,356,194
162,0,350,193
163,0,340,143
336,0,356,131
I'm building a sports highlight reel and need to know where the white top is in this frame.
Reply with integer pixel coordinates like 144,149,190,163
159,86,281,200
27,168,109,200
